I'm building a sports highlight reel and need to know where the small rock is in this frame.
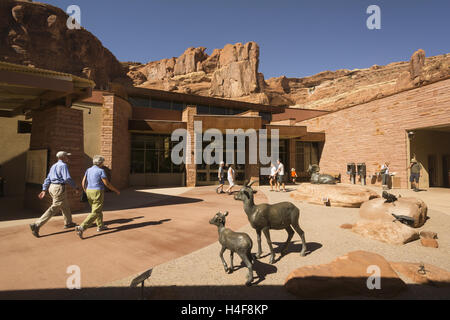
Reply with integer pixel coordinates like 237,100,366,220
390,262,450,287
420,238,439,248
340,224,353,229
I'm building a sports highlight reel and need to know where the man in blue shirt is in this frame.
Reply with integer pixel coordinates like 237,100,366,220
30,151,80,238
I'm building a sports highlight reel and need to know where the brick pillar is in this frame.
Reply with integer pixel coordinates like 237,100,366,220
25,105,85,212
101,94,132,190
245,137,260,184
182,106,197,187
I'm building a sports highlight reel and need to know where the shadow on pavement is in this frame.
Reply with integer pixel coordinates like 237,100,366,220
1,280,449,300
82,219,172,240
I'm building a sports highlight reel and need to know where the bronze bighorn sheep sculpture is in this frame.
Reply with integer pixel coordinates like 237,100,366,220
234,181,307,264
308,164,336,185
209,211,254,286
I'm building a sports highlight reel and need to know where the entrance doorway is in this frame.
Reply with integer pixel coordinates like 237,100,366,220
408,125,450,188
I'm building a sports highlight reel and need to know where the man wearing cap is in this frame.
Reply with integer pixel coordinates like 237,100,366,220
29,151,80,238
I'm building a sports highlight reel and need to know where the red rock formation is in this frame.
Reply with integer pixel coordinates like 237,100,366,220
0,0,130,88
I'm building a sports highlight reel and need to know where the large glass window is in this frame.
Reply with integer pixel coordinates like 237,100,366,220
131,134,184,174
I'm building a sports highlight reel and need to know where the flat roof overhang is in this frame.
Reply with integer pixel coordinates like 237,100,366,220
129,119,187,133
264,124,309,139
0,62,95,118
126,86,285,114
194,114,262,131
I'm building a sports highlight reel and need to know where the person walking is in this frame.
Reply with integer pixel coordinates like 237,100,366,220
380,161,390,190
216,162,226,194
29,151,80,238
225,164,235,195
276,159,286,192
75,156,120,239
269,163,277,191
408,158,421,192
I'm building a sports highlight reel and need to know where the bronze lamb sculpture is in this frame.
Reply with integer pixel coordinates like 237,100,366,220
234,181,307,264
209,211,254,286
308,164,336,185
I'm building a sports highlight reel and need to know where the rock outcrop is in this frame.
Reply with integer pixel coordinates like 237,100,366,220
359,197,428,228
128,42,264,101
290,183,380,208
351,220,420,245
0,0,130,88
284,251,407,298
129,44,449,110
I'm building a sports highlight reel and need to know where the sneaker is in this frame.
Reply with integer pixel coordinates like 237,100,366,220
97,225,109,232
30,224,40,238
75,226,84,239
64,222,77,229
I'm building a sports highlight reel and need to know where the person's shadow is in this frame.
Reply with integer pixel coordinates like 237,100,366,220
82,218,172,240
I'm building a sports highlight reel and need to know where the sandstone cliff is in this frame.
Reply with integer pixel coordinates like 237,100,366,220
129,44,449,111
0,0,131,88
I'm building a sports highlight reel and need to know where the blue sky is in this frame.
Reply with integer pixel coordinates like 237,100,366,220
43,0,449,79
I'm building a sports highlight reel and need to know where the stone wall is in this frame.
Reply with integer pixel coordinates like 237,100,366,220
298,79,450,189
25,105,84,212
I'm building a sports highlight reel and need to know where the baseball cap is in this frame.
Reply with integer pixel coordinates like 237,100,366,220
56,151,72,158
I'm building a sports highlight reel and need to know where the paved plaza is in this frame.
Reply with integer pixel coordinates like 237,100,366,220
0,185,449,299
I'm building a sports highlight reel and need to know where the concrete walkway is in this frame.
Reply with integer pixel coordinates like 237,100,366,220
0,186,266,292
0,185,449,299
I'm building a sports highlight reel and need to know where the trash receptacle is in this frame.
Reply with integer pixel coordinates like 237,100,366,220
357,163,367,186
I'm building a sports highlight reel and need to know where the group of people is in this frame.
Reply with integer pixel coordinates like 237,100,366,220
216,162,236,195
269,160,291,192
380,158,422,192
29,151,120,239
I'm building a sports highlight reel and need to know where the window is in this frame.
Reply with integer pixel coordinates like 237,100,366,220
130,134,184,174
17,121,32,134
151,99,172,110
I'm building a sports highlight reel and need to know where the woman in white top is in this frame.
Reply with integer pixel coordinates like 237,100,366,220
225,164,235,195
269,163,277,191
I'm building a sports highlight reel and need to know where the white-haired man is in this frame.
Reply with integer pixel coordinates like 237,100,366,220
75,155,120,239
30,151,80,238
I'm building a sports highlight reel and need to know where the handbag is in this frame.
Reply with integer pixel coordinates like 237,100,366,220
80,191,88,203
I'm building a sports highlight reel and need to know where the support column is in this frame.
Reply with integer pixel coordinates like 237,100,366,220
25,105,85,212
182,106,197,187
101,94,132,190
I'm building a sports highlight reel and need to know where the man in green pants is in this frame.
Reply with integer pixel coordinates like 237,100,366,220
75,156,120,239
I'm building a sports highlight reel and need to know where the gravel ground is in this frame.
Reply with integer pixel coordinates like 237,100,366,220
107,186,450,300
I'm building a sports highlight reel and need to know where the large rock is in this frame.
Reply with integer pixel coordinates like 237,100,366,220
351,220,419,245
390,262,450,287
284,251,407,299
0,0,131,88
290,183,379,208
359,197,428,228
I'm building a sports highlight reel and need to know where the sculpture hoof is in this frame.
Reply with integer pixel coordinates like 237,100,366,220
300,252,307,257
226,268,232,274
245,281,252,287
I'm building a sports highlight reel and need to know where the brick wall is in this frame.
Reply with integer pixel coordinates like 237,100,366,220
298,79,450,189
101,94,132,190
25,105,85,212
182,106,198,187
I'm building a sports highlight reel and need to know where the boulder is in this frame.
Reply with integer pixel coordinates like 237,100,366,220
359,197,428,228
290,183,379,208
285,251,407,299
419,231,439,248
351,220,419,245
390,262,450,287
